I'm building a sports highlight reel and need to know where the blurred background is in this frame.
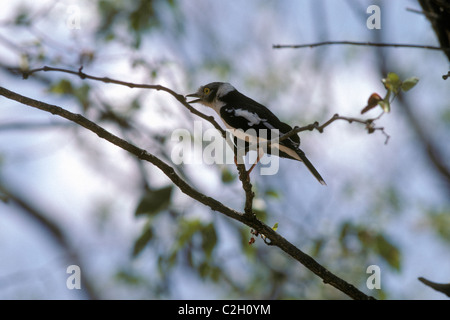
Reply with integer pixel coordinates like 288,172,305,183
0,0,449,299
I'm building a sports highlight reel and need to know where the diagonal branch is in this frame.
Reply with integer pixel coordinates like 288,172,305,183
0,85,374,300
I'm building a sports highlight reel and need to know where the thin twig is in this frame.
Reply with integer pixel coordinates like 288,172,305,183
273,41,450,52
418,277,450,297
20,66,226,137
272,112,390,146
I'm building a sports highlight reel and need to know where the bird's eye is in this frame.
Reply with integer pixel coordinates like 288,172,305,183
203,87,211,95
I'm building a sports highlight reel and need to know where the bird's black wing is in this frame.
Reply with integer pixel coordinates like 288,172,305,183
220,90,326,185
219,90,300,147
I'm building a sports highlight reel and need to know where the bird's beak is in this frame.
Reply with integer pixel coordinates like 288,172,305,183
186,92,201,104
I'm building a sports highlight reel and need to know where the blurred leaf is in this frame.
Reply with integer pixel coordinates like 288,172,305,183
427,209,450,243
358,229,401,271
401,77,419,92
265,188,280,199
177,218,203,249
129,1,157,33
373,234,401,271
132,225,154,257
386,186,402,212
135,185,173,217
48,79,91,111
48,79,74,95
239,227,256,257
74,83,91,112
311,238,324,257
221,167,236,184
198,261,209,278
115,269,146,285
201,223,217,258
96,0,177,48
97,0,121,36
341,222,401,271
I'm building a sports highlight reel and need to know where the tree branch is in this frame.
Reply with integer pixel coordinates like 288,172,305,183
273,41,450,52
418,277,450,297
0,85,374,300
265,112,389,149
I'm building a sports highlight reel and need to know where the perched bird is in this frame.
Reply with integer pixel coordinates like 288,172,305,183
186,82,326,185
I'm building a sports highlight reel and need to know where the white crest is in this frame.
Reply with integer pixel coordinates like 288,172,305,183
217,83,235,98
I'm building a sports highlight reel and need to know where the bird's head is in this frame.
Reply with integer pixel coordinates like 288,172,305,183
186,82,235,108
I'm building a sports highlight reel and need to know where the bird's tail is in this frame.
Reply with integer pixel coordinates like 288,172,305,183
294,148,327,186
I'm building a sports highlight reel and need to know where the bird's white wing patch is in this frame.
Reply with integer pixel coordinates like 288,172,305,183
234,109,266,126
262,121,275,129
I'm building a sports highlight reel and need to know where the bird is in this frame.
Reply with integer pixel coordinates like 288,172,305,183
186,82,326,185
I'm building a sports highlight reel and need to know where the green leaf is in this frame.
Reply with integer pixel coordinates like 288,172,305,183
177,219,203,249
311,238,324,257
382,72,402,95
401,77,419,92
132,225,154,257
135,185,173,217
74,83,91,111
201,223,217,258
238,227,256,257
374,234,401,271
378,100,391,113
48,79,74,95
115,269,145,285
357,229,401,271
272,222,279,231
387,72,401,84
265,189,280,199
427,209,450,243
221,167,236,184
